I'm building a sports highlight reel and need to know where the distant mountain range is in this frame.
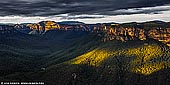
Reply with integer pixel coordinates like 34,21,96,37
1,20,170,46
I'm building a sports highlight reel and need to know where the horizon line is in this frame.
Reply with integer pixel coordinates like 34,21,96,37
0,19,169,24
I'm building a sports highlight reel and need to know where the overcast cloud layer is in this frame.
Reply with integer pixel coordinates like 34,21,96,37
0,0,170,23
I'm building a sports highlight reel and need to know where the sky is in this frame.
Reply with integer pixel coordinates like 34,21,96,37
0,0,170,24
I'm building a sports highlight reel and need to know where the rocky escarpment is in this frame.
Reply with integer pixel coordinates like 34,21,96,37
2,21,170,46
101,24,170,46
27,21,60,34
16,21,89,34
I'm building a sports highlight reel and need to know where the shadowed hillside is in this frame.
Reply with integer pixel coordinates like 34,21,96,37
28,39,169,85
3,39,166,85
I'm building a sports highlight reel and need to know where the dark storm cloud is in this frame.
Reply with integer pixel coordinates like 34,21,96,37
60,15,105,19
106,6,170,15
0,0,170,17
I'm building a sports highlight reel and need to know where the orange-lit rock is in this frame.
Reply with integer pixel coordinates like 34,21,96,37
27,21,60,33
99,24,170,46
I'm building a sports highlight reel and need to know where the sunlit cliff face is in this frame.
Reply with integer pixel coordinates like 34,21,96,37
27,21,60,32
103,27,146,42
148,29,170,46
101,24,170,46
69,44,170,75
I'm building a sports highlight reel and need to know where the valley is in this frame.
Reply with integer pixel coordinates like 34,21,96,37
0,21,170,85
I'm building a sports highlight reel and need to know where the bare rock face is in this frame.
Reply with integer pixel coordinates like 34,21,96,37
27,21,60,34
148,28,170,46
103,27,146,42
101,24,170,46
26,21,89,34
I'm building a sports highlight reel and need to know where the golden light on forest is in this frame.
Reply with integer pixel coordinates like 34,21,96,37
69,44,170,75
70,49,117,66
131,62,165,75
